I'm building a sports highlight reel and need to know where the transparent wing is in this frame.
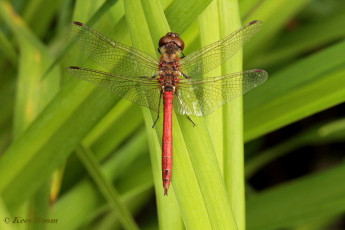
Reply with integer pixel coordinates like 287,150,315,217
175,69,268,116
179,20,262,77
68,22,159,77
66,66,161,112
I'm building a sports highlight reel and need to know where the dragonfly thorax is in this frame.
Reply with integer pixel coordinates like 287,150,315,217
161,82,177,93
159,43,183,56
159,67,179,93
159,51,181,76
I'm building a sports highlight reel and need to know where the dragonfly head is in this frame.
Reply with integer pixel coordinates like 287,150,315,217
159,32,184,55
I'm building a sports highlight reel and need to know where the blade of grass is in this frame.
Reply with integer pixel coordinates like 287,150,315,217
42,0,119,79
22,0,63,37
244,40,345,141
0,0,121,212
10,22,60,139
48,130,152,230
292,217,337,230
55,0,73,36
218,0,246,229
243,0,310,61
0,1,61,225
247,163,345,230
84,100,144,159
248,9,345,69
27,181,50,230
75,144,139,230
0,71,15,154
59,102,144,192
0,78,119,211
0,196,15,230
0,30,17,65
198,0,223,170
88,189,153,230
239,0,263,20
165,0,212,33
125,0,238,229
245,118,345,178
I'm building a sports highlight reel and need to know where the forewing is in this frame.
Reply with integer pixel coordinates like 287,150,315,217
175,70,268,116
179,20,262,77
68,22,159,77
66,67,161,112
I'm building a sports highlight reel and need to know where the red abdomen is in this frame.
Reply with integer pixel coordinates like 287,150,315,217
162,91,173,195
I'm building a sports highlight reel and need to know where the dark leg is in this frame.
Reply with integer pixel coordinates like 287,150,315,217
181,72,190,79
181,52,185,59
139,73,157,80
157,48,162,54
186,115,196,127
152,91,163,128
151,72,158,79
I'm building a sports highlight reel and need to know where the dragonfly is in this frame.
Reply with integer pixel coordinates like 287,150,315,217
66,20,268,195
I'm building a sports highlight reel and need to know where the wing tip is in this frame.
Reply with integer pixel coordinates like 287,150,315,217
65,66,81,73
254,69,266,73
69,66,80,69
72,21,84,26
253,69,268,82
248,20,262,26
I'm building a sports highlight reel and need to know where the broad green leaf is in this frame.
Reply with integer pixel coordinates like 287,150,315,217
244,40,345,141
23,0,64,37
199,0,223,171
125,0,237,229
165,0,212,33
75,145,139,230
0,72,15,154
0,1,60,224
217,0,245,229
0,196,14,230
245,118,345,178
239,0,262,19
243,0,310,61
0,30,17,65
48,131,152,230
247,163,345,230
248,9,345,69
84,100,144,159
0,0,119,213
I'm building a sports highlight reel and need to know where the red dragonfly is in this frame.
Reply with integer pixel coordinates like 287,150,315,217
66,21,267,195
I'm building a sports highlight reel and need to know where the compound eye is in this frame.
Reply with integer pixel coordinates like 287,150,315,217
158,33,184,50
159,36,171,47
172,37,184,50
166,32,179,38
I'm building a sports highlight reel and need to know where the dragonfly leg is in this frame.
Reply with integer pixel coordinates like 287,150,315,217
152,91,163,128
186,115,196,127
152,115,159,128
181,72,190,79
157,48,162,54
138,76,151,80
139,73,157,80
180,52,185,59
175,92,196,127
151,72,159,79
